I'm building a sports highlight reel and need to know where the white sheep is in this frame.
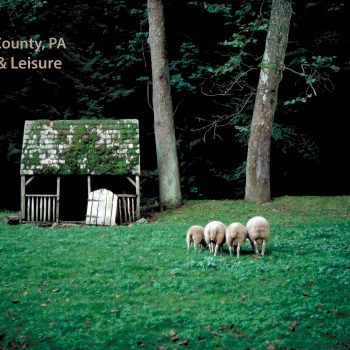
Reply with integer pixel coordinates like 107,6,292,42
246,216,270,255
225,222,248,258
186,225,206,252
204,221,226,256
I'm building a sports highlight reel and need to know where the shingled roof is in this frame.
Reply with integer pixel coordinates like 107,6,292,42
20,119,140,176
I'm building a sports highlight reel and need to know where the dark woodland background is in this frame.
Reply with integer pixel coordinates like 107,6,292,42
0,0,349,214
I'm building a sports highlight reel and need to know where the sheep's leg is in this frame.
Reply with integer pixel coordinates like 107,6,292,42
253,240,259,254
237,243,241,258
214,244,220,256
248,239,254,251
261,240,266,256
228,245,233,256
187,238,191,252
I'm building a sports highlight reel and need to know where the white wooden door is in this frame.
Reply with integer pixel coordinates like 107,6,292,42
85,189,118,226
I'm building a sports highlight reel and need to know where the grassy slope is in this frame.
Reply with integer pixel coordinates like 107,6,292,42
0,196,349,349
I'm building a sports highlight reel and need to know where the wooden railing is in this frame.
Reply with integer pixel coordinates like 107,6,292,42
116,194,138,224
24,194,59,222
24,193,137,224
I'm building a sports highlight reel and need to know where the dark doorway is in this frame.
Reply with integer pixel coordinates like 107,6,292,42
89,175,135,195
60,176,87,221
59,175,136,222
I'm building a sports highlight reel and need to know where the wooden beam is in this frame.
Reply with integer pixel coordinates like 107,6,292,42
136,174,140,220
24,194,57,197
127,176,136,188
56,176,61,223
31,197,34,221
20,176,25,222
131,197,135,222
127,197,131,222
35,196,39,222
39,196,43,221
27,197,30,221
136,162,141,220
25,176,35,186
87,176,91,198
116,194,137,198
48,197,51,221
118,197,122,224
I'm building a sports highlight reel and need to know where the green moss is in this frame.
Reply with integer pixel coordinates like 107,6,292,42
63,127,122,174
22,150,40,168
21,120,139,175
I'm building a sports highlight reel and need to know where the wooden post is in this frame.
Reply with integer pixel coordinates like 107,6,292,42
31,197,34,221
87,176,91,198
131,197,135,222
136,174,140,220
26,197,30,221
52,199,56,222
56,176,61,223
127,171,140,221
20,176,26,222
35,197,39,222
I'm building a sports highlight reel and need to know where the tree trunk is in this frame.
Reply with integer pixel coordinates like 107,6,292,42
147,0,182,210
245,0,292,203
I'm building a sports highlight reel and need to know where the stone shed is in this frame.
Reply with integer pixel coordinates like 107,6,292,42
20,119,140,224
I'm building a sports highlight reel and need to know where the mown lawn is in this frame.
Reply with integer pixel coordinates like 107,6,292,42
0,196,350,349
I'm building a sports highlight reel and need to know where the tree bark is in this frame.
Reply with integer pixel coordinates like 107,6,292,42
245,0,292,203
147,0,182,210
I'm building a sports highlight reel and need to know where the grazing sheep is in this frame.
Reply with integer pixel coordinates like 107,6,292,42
204,221,226,256
225,222,248,258
246,216,270,255
186,225,206,252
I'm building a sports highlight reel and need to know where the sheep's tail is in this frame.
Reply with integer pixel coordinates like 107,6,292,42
209,231,217,242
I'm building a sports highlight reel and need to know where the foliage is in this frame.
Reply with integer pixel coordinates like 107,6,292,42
0,0,348,208
189,0,342,154
169,42,200,92
224,114,317,160
271,123,319,160
1,196,350,349
0,0,146,119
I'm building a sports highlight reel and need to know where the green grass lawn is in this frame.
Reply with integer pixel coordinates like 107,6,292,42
1,196,350,349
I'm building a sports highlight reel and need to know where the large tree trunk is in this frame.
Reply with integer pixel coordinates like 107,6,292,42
147,0,182,210
245,0,292,203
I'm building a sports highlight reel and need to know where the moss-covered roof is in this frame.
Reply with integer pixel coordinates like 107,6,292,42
20,119,140,176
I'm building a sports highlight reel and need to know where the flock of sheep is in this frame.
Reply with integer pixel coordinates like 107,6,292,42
186,216,270,258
